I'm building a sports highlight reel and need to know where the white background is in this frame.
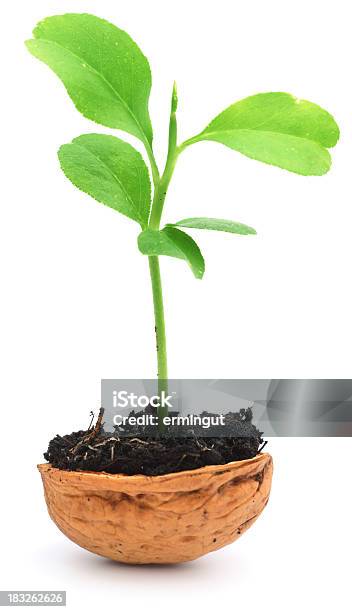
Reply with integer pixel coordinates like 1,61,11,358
1,0,351,610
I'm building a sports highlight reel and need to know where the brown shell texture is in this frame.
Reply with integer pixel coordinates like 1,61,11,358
38,453,273,564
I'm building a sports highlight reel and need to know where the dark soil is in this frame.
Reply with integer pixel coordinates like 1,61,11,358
44,407,265,476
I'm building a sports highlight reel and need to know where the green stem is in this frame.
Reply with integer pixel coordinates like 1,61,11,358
147,83,179,425
148,255,168,421
177,134,201,154
144,138,160,186
149,83,179,230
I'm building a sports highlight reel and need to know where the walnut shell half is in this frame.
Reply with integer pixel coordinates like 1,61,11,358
38,453,273,564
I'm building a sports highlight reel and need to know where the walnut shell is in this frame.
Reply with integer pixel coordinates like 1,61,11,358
38,453,272,564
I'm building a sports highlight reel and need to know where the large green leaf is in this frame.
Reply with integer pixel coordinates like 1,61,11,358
169,217,256,235
26,13,153,145
183,93,339,175
138,227,205,279
58,134,151,226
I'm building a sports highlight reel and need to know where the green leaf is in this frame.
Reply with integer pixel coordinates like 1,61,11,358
183,92,339,175
58,134,151,226
25,13,153,145
168,217,256,235
138,227,205,279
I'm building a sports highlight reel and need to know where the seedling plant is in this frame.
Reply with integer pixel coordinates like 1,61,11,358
26,13,339,426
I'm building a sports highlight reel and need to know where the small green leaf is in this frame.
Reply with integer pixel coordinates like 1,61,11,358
58,134,151,226
183,92,339,175
169,217,257,235
26,13,153,145
138,227,205,279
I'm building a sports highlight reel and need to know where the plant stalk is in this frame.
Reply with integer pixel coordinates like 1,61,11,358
144,138,160,185
148,255,168,422
147,83,179,425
